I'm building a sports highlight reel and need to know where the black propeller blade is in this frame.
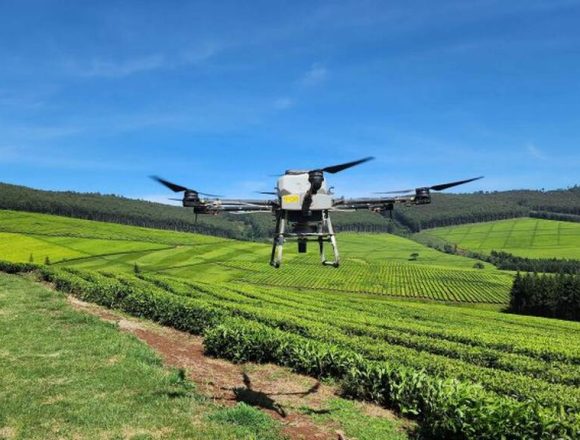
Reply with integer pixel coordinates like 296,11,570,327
376,176,483,194
196,191,223,197
150,176,222,197
318,156,375,174
151,176,188,192
429,176,484,191
255,191,278,195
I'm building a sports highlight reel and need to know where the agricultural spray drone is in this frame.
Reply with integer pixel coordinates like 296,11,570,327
152,158,482,268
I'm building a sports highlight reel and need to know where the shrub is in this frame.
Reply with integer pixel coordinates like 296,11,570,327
204,319,580,440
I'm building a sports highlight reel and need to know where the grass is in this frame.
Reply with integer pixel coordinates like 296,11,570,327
1,208,578,437
0,209,513,303
302,398,408,440
0,273,285,440
208,403,282,438
414,217,580,259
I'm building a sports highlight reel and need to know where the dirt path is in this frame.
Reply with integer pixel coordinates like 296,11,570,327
67,296,403,440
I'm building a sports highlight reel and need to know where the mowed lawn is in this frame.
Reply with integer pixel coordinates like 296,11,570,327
0,273,286,440
415,218,580,259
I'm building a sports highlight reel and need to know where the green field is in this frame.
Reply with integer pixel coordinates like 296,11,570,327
0,273,291,440
1,209,580,438
2,264,578,438
414,217,580,259
0,209,511,303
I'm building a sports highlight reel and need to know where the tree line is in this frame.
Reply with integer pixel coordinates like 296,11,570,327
530,210,580,223
509,272,580,322
487,251,580,274
428,242,580,274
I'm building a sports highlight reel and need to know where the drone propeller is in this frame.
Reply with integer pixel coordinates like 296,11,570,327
429,176,484,191
151,176,188,192
150,176,222,197
255,191,278,195
281,156,375,176
316,156,375,174
376,176,484,194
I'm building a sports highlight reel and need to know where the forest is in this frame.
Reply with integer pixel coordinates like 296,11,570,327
428,243,580,274
395,187,580,232
509,272,580,321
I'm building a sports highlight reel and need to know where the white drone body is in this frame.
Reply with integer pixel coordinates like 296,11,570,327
277,173,333,211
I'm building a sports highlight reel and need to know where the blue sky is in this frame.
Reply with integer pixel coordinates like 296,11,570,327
1,0,579,203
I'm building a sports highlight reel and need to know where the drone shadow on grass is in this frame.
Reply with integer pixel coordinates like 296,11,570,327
219,372,326,418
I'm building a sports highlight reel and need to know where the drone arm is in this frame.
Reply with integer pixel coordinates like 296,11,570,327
220,206,273,213
211,198,277,213
217,198,275,206
334,195,413,210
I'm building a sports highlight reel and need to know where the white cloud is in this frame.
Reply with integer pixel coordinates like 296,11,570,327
300,63,328,86
0,144,145,171
63,41,219,79
180,41,220,64
67,54,165,78
0,122,83,143
526,143,546,160
273,97,295,110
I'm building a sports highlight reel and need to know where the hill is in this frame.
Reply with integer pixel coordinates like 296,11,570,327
414,218,580,260
0,209,510,302
395,187,580,232
0,181,395,241
1,181,579,240
1,209,579,438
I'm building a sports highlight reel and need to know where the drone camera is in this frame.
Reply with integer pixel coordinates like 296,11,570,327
308,171,325,194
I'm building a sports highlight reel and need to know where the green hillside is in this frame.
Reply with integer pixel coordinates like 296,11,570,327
0,209,510,302
415,218,580,259
0,182,396,240
1,181,579,240
2,263,579,438
2,209,580,437
396,187,580,232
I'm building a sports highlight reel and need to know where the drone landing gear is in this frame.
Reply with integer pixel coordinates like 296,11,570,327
269,210,340,268
270,213,285,268
318,211,340,268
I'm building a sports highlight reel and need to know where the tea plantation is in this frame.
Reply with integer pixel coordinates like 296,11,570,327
1,209,579,439
414,217,580,259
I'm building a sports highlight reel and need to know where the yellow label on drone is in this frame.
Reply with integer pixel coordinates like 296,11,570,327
283,194,300,204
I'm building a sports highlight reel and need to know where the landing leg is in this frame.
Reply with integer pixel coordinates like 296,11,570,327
320,211,340,267
269,213,281,267
270,212,286,268
318,223,326,264
326,213,340,267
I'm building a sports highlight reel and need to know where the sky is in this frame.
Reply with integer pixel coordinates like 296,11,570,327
1,0,579,203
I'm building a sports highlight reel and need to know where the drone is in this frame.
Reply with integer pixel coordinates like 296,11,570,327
152,157,482,268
